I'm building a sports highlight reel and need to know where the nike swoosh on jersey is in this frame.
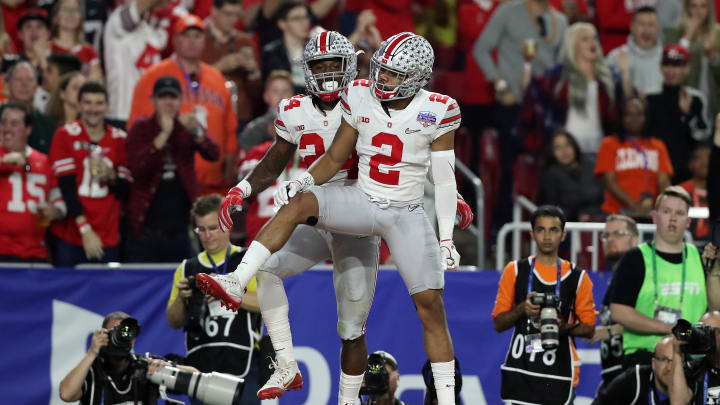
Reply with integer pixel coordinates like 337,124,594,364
405,128,421,134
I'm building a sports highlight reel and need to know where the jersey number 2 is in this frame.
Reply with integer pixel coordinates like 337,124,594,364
369,132,403,185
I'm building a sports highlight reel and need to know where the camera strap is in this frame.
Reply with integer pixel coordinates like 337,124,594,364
704,370,709,405
651,241,686,307
206,244,232,274
527,257,562,298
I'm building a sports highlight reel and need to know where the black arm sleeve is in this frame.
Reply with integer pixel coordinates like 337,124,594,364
108,178,130,203
591,366,644,405
608,248,646,307
708,141,719,221
58,175,83,219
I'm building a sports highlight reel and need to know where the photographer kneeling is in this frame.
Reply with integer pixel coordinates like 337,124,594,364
58,311,197,404
669,311,720,405
361,351,405,405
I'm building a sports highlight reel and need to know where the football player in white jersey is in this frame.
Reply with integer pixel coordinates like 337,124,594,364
210,31,381,403
198,32,462,405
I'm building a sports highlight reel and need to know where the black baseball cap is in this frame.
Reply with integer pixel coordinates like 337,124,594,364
153,76,182,98
18,9,50,30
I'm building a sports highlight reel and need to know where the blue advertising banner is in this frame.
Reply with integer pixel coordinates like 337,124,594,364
0,267,612,405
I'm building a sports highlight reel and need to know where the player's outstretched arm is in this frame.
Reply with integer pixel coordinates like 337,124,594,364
431,131,460,270
308,117,359,185
218,137,297,232
245,137,298,194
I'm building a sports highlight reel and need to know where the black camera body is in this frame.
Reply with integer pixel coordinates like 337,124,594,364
530,293,561,350
183,275,205,335
672,319,717,355
360,353,391,396
101,317,141,357
530,293,561,309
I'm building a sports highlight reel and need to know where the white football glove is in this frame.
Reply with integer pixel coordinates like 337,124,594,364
273,172,315,208
439,239,460,271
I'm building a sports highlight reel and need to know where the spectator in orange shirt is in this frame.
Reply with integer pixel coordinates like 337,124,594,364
129,14,239,195
595,97,673,216
493,205,596,404
679,143,711,244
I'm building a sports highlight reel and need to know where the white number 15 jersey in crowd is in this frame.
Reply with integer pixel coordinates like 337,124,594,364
274,95,357,186
340,79,461,203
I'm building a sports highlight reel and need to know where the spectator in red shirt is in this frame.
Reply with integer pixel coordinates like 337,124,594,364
49,82,131,266
678,143,711,244
49,0,103,81
1,0,28,53
125,76,219,262
0,103,64,262
344,0,433,39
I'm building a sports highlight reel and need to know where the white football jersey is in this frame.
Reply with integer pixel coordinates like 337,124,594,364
340,80,461,202
274,95,357,185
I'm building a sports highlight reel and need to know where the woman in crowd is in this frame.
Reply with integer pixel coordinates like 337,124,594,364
664,0,720,118
49,0,102,81
594,97,673,217
523,22,622,158
46,71,85,126
537,129,603,221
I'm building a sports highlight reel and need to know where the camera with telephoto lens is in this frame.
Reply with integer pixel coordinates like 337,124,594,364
530,293,561,350
672,319,717,355
101,317,141,357
183,275,205,335
360,352,391,396
133,354,245,405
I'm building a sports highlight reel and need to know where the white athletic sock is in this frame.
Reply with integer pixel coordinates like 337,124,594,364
431,360,456,405
338,371,363,405
232,241,271,288
262,305,294,365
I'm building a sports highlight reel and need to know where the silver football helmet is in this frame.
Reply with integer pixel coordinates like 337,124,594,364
370,32,434,100
303,30,357,102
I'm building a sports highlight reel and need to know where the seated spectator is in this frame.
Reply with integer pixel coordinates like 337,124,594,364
238,70,294,152
646,44,711,183
35,52,82,114
679,143,711,245
261,1,312,93
2,60,57,154
49,0,103,81
46,71,85,126
49,82,131,267
664,0,720,118
125,76,219,263
537,129,603,221
203,0,263,130
607,6,664,97
525,22,621,156
128,14,239,195
103,0,173,130
0,103,64,262
595,97,673,216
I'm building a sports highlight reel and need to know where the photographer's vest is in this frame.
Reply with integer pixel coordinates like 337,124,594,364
623,242,707,355
181,245,262,376
500,257,582,405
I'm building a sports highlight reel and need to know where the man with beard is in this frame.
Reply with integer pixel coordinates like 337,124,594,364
591,215,639,387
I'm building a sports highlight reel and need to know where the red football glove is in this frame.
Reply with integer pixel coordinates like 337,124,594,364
456,193,474,230
218,187,245,233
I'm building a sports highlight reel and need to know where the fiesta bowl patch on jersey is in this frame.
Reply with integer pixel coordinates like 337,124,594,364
416,111,437,127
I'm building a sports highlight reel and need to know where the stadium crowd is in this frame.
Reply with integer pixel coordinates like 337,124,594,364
2,0,720,404
0,0,717,264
